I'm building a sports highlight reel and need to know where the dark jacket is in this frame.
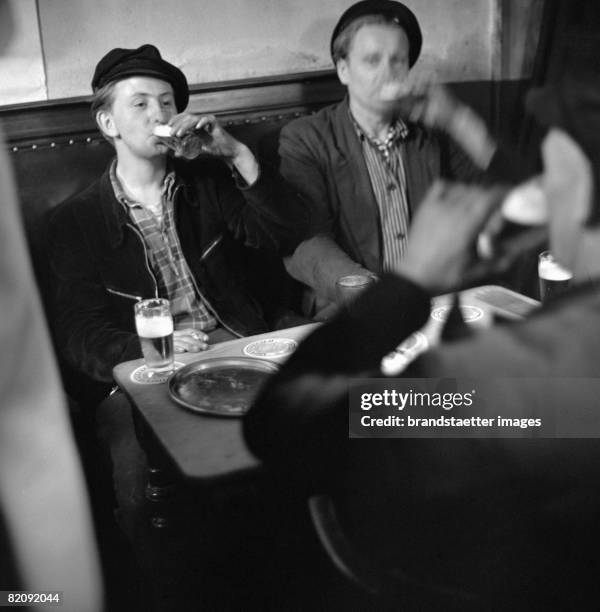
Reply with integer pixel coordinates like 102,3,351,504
46,156,308,399
280,98,523,315
245,277,600,608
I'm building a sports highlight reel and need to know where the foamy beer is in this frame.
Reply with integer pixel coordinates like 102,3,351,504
134,298,174,374
538,251,573,302
335,274,375,306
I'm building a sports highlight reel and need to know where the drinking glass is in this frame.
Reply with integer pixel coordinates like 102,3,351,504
134,298,174,381
335,274,375,310
538,251,573,303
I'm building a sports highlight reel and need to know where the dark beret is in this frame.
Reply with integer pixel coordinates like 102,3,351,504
330,0,422,67
91,44,189,112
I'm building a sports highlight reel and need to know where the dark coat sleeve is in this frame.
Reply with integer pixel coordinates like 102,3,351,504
243,274,431,490
202,157,312,256
440,131,533,185
45,203,142,384
245,276,600,605
278,118,374,303
246,275,600,492
278,119,335,235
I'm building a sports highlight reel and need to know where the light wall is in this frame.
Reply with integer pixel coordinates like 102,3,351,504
0,1,46,105
0,0,540,107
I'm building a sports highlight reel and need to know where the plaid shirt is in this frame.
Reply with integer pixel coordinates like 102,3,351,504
351,113,411,273
110,160,217,331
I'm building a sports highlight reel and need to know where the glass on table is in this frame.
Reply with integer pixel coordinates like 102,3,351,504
538,251,573,303
134,298,174,382
335,274,375,309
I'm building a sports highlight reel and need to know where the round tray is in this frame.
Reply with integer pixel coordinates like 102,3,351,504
168,357,279,417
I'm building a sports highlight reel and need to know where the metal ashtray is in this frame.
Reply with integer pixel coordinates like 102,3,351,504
168,357,279,417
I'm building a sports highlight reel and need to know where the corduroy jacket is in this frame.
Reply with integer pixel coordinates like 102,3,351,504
46,156,308,400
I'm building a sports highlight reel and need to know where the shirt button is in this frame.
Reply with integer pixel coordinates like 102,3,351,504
397,232,405,239
387,183,396,192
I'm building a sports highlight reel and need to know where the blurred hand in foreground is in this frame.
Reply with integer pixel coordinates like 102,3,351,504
394,181,504,294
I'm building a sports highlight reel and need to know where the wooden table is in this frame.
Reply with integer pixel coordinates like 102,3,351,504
114,286,539,485
114,285,538,529
113,323,320,487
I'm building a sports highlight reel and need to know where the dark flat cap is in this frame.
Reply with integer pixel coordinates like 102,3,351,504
92,44,189,112
330,0,422,67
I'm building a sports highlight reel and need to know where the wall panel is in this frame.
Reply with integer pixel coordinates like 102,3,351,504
37,0,494,100
0,1,543,107
0,0,46,104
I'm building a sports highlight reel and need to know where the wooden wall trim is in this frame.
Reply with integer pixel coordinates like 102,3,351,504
0,70,344,147
1,69,528,152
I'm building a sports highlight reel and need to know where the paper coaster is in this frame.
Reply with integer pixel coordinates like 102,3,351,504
130,362,185,384
430,304,484,323
242,337,298,359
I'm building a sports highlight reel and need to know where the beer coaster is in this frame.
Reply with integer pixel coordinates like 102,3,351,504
130,362,184,384
430,304,484,323
381,332,428,376
243,338,297,359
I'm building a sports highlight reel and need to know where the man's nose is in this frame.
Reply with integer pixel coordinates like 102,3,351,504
384,59,407,80
151,103,170,123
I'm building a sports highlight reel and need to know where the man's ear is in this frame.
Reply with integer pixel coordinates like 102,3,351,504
336,59,349,86
96,109,118,139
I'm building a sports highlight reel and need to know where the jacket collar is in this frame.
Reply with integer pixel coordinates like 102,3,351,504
329,97,428,273
333,96,426,160
100,157,194,249
99,164,129,249
330,98,383,271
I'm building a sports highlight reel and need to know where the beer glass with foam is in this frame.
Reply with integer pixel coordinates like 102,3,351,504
538,251,573,303
335,274,375,308
153,124,209,159
134,298,174,380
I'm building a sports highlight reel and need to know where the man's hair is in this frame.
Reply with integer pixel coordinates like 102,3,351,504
332,14,406,65
90,81,118,145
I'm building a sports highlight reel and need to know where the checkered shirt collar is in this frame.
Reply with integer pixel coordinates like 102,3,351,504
109,159,178,208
